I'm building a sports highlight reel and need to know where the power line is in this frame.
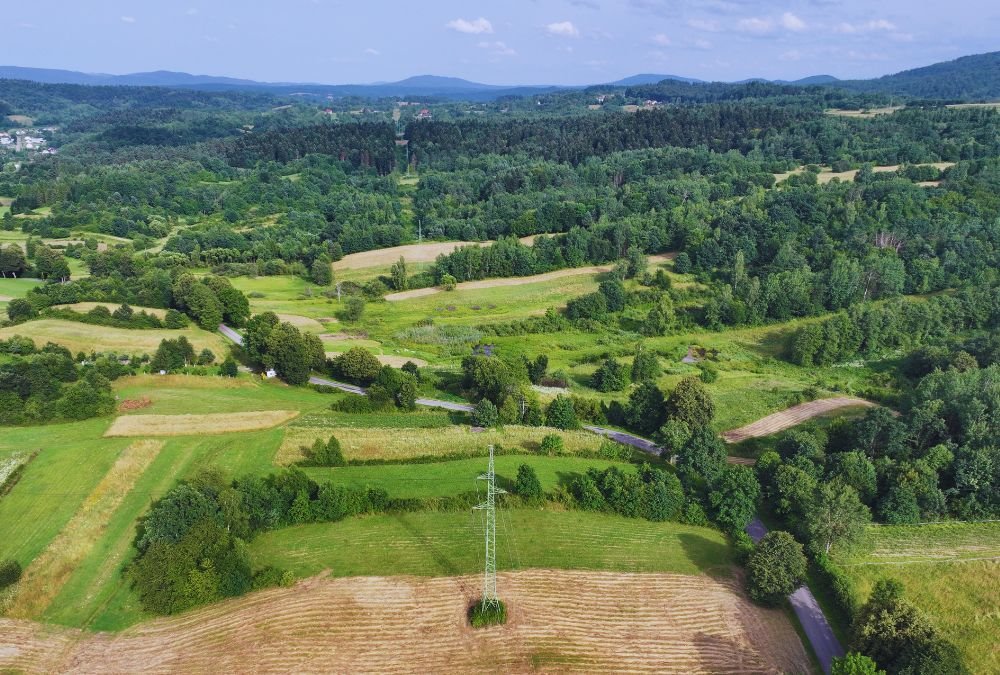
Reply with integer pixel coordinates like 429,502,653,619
473,445,505,609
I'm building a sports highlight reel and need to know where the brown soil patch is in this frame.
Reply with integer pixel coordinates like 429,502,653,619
117,397,152,412
722,397,875,443
0,570,809,673
105,410,299,437
6,440,164,619
386,254,673,302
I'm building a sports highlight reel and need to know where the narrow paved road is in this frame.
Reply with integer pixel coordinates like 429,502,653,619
747,518,844,673
220,323,844,670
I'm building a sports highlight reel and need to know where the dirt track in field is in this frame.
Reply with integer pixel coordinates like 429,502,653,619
722,397,874,443
0,570,809,674
385,254,674,302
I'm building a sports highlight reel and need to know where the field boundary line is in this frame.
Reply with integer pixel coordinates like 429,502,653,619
6,439,165,619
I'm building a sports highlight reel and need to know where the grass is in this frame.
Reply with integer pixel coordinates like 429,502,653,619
0,319,227,356
278,425,606,463
6,440,164,619
832,522,1000,674
251,508,734,579
104,410,300,437
113,374,332,416
50,302,168,318
300,454,628,499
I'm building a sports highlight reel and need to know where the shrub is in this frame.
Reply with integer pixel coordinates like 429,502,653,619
592,357,630,392
164,309,188,328
0,558,22,589
472,399,500,428
331,347,382,385
698,363,719,383
631,346,661,382
6,298,36,322
469,599,507,628
196,348,215,365
539,434,564,455
830,653,885,675
219,356,238,377
441,273,457,291
545,395,579,430
303,436,345,467
746,531,807,606
339,296,366,322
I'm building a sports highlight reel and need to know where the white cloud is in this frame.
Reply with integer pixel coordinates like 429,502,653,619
835,19,896,34
545,21,580,37
478,40,517,57
688,18,721,32
445,17,493,34
364,47,380,56
736,17,773,34
781,12,806,31
652,33,671,46
120,15,136,23
693,38,712,50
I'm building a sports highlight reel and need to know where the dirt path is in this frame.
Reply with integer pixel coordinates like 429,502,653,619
0,570,809,673
6,440,164,619
722,397,874,443
386,254,674,302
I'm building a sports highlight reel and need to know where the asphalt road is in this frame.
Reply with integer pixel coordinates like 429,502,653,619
746,517,844,673
219,323,843,670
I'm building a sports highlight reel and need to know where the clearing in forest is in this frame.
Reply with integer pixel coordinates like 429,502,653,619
5,440,164,619
105,410,299,437
50,302,168,318
0,570,810,674
721,397,874,443
333,236,538,270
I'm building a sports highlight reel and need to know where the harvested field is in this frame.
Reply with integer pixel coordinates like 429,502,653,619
275,313,324,331
105,410,299,437
825,106,903,118
333,236,538,270
0,319,226,356
325,352,428,367
722,397,874,443
113,374,254,391
50,302,168,318
386,254,673,302
278,425,603,463
0,570,809,673
5,440,164,619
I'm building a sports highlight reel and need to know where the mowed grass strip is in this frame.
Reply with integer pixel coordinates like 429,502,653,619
6,440,164,619
105,410,299,437
834,523,1000,674
278,425,604,463
252,509,734,579
0,319,226,355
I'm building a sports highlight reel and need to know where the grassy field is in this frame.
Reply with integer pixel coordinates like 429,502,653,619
252,509,733,579
0,278,40,311
113,374,332,416
833,522,1000,674
0,319,227,355
50,302,168,318
105,410,300,437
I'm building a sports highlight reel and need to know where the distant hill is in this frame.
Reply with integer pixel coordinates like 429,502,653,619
790,75,839,85
836,52,1000,99
607,74,703,86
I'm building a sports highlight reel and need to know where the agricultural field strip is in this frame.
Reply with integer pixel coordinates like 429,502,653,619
6,440,165,619
721,397,875,443
835,522,1000,566
0,570,809,674
104,410,299,437
384,253,673,301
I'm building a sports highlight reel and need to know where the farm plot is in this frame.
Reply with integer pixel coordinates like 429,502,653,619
49,302,168,318
833,522,1000,674
105,410,299,437
722,397,875,443
0,319,226,356
0,569,809,674
277,424,605,463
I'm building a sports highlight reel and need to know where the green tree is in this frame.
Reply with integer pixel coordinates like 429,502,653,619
332,347,382,385
630,345,661,382
625,381,667,436
310,254,333,286
196,348,215,365
676,427,727,484
831,653,885,675
746,530,807,606
598,278,626,312
665,376,715,429
708,465,761,533
219,356,238,377
305,436,345,467
6,298,36,322
592,357,630,392
185,283,224,331
546,395,579,430
514,464,543,501
389,256,408,291
265,322,314,385
472,399,500,427
805,481,871,554
339,296,366,322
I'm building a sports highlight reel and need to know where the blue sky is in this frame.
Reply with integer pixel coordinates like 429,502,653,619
5,1,997,84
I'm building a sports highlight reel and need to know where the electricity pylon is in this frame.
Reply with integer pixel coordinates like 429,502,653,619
474,445,505,609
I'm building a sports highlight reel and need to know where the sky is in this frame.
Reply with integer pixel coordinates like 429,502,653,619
4,1,998,85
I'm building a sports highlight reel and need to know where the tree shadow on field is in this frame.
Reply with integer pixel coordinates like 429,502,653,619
678,532,733,577
554,470,584,491
394,512,463,579
691,631,763,673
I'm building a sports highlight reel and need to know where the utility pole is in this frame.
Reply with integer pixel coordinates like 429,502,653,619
418,218,422,243
474,445,505,610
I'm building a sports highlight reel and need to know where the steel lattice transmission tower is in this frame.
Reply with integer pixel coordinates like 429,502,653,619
474,445,506,609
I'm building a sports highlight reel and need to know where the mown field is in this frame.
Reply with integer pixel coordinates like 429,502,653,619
833,522,1000,674
0,318,226,355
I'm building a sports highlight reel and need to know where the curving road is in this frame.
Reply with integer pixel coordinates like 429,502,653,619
220,323,843,670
